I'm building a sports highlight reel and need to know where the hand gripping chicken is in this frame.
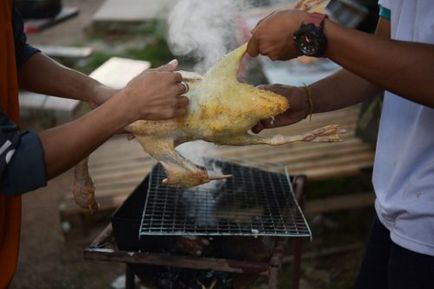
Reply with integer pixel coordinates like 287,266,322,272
73,43,344,212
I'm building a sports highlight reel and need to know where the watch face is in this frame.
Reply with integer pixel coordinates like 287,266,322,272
294,23,326,57
298,32,320,56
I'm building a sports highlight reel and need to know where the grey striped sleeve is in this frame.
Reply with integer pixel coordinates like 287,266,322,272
0,113,47,195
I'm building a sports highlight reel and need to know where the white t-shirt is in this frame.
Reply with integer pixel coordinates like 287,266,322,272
373,0,434,256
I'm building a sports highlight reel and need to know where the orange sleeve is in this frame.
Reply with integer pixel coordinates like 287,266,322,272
0,0,24,287
0,196,21,289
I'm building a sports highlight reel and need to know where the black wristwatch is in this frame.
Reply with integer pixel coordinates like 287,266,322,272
293,12,328,57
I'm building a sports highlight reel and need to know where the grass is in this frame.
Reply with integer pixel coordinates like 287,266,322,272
74,38,174,75
124,37,173,67
74,20,174,74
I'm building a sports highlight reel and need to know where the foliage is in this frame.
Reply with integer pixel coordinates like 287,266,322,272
74,20,174,74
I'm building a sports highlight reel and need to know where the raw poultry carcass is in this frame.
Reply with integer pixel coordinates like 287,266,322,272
73,42,344,212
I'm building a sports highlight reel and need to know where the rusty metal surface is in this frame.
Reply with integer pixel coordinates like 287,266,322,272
84,247,269,275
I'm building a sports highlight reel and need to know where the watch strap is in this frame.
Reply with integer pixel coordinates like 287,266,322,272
303,12,328,27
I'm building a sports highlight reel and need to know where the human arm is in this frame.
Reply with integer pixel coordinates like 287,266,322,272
0,95,131,195
13,7,115,107
251,19,388,133
18,53,116,108
247,10,434,108
1,62,189,194
252,69,379,132
41,62,188,179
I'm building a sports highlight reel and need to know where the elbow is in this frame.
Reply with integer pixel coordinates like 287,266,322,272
0,132,47,196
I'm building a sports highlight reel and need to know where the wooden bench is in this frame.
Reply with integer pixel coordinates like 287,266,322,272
19,90,82,124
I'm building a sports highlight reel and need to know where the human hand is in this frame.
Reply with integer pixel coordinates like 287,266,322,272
247,9,308,61
252,84,308,133
120,60,189,122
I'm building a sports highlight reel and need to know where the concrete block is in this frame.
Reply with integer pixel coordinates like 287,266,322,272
89,57,151,89
93,0,176,22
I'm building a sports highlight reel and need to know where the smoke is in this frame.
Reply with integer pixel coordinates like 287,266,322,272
166,0,294,224
176,140,225,182
177,141,226,226
167,0,249,73
168,0,250,185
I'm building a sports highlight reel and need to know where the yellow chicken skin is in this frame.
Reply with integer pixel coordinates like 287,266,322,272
73,43,343,213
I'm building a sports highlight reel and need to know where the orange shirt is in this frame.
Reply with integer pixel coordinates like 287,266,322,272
0,0,23,287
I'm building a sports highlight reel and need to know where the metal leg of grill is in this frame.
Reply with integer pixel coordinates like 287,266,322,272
292,175,306,289
268,265,279,289
292,238,303,289
126,264,135,289
268,237,287,289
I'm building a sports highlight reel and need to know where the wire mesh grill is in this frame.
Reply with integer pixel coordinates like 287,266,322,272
139,160,311,238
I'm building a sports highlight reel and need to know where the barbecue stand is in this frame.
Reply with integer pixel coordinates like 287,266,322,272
84,161,309,289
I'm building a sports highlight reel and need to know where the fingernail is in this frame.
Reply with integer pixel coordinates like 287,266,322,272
168,59,178,66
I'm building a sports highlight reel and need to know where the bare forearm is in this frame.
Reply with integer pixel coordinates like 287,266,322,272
324,20,434,107
310,68,381,113
18,53,101,102
39,92,132,179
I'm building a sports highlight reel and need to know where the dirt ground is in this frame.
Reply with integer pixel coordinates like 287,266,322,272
11,173,124,289
26,0,103,46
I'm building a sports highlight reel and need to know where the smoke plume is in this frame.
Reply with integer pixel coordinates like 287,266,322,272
167,0,249,73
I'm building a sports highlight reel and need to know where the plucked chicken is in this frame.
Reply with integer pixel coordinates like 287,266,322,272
73,42,343,212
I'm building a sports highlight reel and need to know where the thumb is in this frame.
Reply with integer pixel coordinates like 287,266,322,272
247,37,260,57
157,59,178,72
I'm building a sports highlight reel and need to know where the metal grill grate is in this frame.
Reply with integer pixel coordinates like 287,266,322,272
139,161,311,238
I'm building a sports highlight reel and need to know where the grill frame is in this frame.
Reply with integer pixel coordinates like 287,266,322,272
138,160,311,238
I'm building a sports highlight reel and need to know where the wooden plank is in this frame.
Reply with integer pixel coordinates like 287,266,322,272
36,45,93,59
305,193,375,214
247,147,372,167
93,169,150,187
286,152,373,170
219,138,368,163
90,160,153,177
221,146,372,172
292,161,374,181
